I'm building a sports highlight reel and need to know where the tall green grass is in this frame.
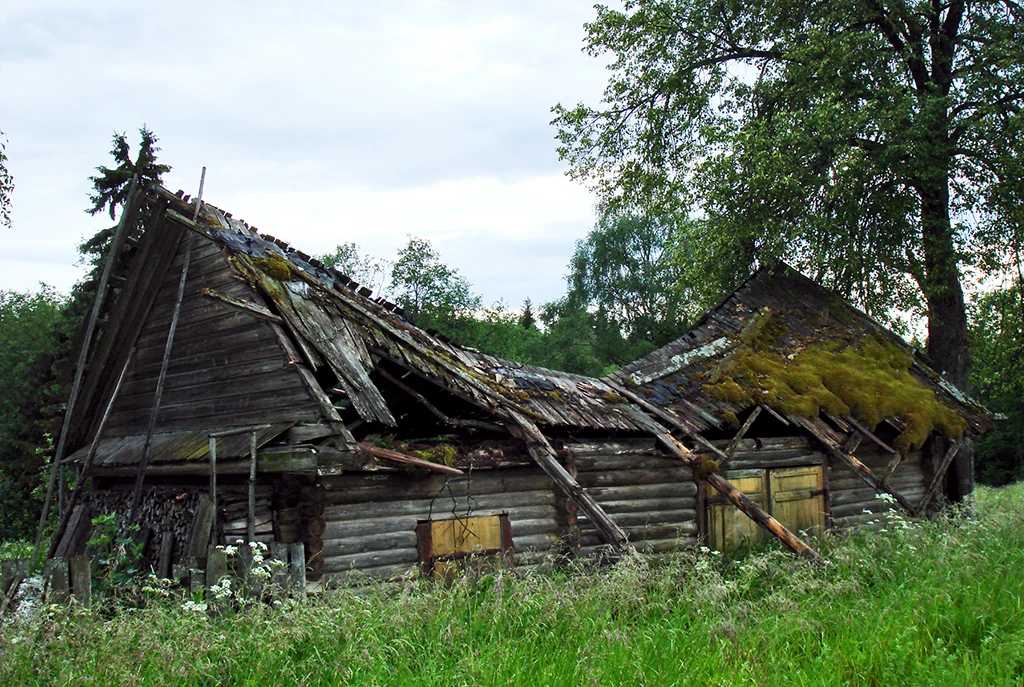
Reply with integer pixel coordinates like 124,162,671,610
3,484,1024,686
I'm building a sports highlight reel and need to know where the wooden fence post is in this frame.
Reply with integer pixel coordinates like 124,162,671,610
70,556,91,607
44,557,70,604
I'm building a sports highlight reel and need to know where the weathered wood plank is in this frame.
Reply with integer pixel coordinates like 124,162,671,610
185,494,215,562
70,557,90,607
323,491,557,522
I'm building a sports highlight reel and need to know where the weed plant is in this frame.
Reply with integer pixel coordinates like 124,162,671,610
2,484,1024,686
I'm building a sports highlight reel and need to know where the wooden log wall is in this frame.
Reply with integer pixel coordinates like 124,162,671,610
217,483,274,545
311,467,563,582
102,234,322,437
567,440,698,555
828,443,929,529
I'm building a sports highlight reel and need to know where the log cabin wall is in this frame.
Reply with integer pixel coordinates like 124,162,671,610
828,443,930,529
568,440,699,555
308,467,565,582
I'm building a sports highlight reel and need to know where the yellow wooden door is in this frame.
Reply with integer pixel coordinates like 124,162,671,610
769,465,825,538
708,470,767,553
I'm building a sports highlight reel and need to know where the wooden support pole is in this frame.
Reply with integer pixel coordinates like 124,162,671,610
248,431,257,543
34,177,142,566
916,441,961,514
47,348,136,560
506,411,633,554
624,408,820,560
288,542,306,598
793,415,916,514
209,436,217,514
157,531,174,580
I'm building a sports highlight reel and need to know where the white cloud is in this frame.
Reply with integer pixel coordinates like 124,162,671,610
0,0,614,307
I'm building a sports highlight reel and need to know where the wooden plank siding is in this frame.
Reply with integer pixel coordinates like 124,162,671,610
315,467,563,581
102,231,324,439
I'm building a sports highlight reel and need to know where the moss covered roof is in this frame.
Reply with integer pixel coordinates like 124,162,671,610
610,264,992,448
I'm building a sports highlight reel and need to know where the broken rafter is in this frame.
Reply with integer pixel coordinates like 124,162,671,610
202,287,283,323
624,406,821,561
506,411,633,554
792,415,916,514
916,441,961,514
721,406,762,468
840,415,900,456
357,443,464,475
375,368,504,433
607,381,728,460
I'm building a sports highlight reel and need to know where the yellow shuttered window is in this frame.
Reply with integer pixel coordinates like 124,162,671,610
416,514,514,579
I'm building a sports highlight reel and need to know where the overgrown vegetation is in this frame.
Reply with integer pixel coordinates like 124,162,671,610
3,483,1024,685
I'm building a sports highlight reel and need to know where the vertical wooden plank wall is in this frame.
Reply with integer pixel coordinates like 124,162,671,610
103,234,322,437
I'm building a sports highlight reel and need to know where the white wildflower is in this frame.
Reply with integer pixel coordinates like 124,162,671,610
181,600,208,614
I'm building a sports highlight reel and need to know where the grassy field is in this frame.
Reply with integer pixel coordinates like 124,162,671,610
3,484,1024,686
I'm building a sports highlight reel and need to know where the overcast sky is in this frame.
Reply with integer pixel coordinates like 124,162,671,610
0,1,613,309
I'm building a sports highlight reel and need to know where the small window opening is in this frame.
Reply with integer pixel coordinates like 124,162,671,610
416,513,514,579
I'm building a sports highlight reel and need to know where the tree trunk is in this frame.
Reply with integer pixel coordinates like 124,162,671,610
919,169,973,503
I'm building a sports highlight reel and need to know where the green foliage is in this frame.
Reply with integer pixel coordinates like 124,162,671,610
86,125,171,222
0,129,13,229
86,513,144,593
316,241,391,295
566,211,697,346
554,0,1024,386
971,281,1024,485
390,237,481,331
4,484,1024,685
0,287,69,541
518,298,536,331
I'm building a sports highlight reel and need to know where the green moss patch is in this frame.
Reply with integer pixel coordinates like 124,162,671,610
703,313,965,452
250,253,297,281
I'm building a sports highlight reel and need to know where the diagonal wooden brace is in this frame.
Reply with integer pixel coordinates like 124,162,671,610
916,441,961,515
506,411,633,555
793,415,916,514
625,407,820,560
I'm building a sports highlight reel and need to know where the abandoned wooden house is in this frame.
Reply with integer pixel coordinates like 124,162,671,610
47,184,991,585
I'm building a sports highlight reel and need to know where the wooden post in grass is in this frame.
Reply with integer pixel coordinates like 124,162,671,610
70,556,91,607
44,557,70,604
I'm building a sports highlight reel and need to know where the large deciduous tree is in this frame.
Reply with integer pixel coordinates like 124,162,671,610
553,0,1024,394
566,211,697,350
